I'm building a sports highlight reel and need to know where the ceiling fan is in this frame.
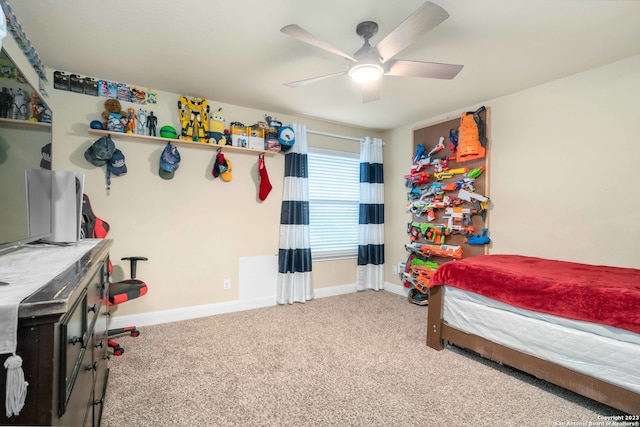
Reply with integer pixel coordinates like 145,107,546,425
280,1,463,103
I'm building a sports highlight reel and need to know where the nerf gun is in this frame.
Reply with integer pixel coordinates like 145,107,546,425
405,242,463,260
405,265,438,293
458,189,489,203
404,172,430,188
465,228,491,245
443,201,488,225
466,166,485,179
406,196,462,220
441,177,476,193
434,167,469,181
410,156,452,174
427,137,445,157
445,216,475,235
408,222,451,244
412,144,427,164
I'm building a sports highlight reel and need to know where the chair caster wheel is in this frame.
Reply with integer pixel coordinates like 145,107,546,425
113,345,124,356
130,329,140,337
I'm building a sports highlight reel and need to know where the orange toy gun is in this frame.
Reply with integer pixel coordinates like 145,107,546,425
410,265,438,293
405,242,463,260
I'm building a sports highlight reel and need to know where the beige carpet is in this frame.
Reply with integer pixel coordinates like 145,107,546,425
102,291,623,427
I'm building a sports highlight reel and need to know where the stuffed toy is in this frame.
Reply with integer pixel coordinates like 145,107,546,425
102,98,127,132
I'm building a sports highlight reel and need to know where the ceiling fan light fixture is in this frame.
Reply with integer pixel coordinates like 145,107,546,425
348,63,384,84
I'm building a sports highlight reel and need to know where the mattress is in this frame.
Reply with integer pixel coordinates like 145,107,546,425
442,286,640,394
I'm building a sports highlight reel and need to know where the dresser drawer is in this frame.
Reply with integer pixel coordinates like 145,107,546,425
58,287,87,417
86,260,107,337
58,340,95,427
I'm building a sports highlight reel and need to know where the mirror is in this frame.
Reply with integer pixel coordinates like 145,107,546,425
0,47,53,254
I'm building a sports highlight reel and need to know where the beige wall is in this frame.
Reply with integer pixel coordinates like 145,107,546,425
7,33,640,316
384,54,640,289
39,66,381,317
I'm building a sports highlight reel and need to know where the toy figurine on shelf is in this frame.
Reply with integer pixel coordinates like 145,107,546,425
137,109,148,135
102,99,127,132
29,92,52,123
178,95,210,142
209,108,226,145
125,108,137,134
147,111,157,136
12,88,29,120
0,87,11,118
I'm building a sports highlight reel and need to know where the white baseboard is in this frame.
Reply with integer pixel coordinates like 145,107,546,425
109,281,406,330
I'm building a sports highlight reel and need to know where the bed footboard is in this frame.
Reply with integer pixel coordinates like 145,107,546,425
425,285,640,415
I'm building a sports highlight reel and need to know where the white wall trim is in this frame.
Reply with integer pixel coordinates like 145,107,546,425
109,281,407,330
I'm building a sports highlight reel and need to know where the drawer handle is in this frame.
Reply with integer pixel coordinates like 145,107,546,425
69,336,82,345
93,398,104,406
86,362,98,371
88,304,97,313
95,340,104,348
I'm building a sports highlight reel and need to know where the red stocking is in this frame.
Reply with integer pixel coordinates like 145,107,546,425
258,156,272,201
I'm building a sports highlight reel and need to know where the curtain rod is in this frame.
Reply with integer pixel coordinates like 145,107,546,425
307,129,363,142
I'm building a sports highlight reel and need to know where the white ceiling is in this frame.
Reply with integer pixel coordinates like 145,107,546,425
8,0,640,132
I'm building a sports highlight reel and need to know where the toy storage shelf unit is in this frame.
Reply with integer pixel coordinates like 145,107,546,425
87,129,278,156
1,117,52,130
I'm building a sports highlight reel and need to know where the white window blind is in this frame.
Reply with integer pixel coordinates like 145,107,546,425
307,148,360,260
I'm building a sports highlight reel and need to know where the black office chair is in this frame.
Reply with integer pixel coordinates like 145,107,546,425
107,256,148,356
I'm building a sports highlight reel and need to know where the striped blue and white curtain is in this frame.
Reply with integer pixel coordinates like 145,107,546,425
277,123,313,304
356,137,384,291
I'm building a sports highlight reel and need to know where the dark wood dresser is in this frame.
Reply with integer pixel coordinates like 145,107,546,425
0,239,113,426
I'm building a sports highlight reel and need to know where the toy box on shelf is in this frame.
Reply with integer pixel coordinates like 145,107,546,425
248,125,265,150
229,122,265,150
230,123,249,148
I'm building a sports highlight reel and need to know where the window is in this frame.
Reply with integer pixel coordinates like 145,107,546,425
307,147,360,260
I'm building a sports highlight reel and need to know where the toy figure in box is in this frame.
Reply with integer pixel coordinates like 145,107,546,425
209,107,226,145
178,95,209,142
125,108,137,134
102,99,128,132
137,109,148,135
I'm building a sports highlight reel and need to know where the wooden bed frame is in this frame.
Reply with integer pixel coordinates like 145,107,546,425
426,286,640,415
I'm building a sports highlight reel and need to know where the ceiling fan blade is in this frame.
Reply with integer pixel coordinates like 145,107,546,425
375,1,450,63
386,59,463,79
284,71,347,88
362,81,380,103
281,24,357,62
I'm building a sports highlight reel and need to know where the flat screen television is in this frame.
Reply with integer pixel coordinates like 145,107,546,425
0,47,54,256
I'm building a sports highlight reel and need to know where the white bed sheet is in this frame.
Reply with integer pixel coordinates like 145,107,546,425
442,286,640,394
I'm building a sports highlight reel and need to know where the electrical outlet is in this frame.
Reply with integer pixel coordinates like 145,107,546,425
223,278,231,290
392,265,397,274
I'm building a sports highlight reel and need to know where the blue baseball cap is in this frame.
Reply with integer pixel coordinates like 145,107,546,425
84,135,116,166
159,143,180,180
108,149,127,176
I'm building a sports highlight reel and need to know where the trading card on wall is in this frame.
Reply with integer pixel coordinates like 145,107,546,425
54,71,70,90
146,89,158,104
116,83,131,102
84,77,99,96
98,80,118,98
130,86,146,104
70,74,84,93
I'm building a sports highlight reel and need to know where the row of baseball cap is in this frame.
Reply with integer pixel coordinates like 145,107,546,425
82,135,230,181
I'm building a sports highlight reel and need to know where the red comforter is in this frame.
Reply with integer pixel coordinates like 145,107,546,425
430,255,640,335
